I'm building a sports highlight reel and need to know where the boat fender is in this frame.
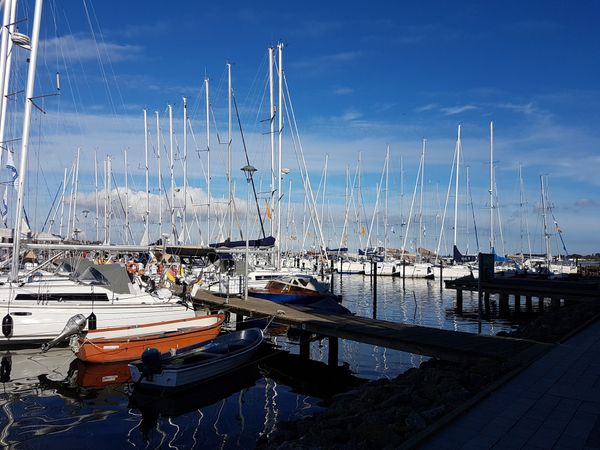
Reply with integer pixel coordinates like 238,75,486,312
2,314,13,337
88,312,97,330
141,347,162,380
0,355,11,382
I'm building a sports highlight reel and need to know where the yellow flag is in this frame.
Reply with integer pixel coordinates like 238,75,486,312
265,200,272,220
360,226,366,237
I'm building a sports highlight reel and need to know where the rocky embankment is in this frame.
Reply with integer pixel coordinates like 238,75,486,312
261,300,600,449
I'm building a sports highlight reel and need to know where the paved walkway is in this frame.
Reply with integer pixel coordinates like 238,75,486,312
423,319,600,449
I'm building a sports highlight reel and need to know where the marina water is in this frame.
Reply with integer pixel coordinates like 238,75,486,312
0,276,537,448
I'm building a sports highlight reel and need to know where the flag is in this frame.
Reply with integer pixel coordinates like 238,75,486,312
6,151,17,183
265,200,272,220
360,226,366,237
0,185,7,226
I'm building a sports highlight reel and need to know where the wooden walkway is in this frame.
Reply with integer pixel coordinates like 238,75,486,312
192,289,550,365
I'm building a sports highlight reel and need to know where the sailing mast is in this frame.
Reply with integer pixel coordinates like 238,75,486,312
59,167,67,237
384,146,390,259
205,78,211,245
0,0,17,167
227,63,232,239
453,125,461,252
168,104,175,241
276,42,283,268
418,140,426,262
489,121,494,253
71,147,80,238
124,149,129,243
268,47,275,239
540,175,551,267
10,0,42,282
182,96,188,243
141,109,150,246
94,151,99,241
155,111,162,239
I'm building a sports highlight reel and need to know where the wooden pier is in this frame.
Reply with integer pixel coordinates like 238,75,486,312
192,289,550,365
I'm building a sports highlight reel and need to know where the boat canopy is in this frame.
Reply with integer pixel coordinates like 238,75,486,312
209,236,275,249
78,264,132,294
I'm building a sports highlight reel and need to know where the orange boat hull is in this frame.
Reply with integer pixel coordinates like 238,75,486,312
76,314,225,363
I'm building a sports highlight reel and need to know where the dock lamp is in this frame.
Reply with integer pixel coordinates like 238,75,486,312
241,165,257,300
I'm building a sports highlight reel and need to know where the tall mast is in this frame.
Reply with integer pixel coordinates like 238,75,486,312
168,104,175,241
124,148,129,243
72,147,80,238
10,0,42,282
59,167,67,237
205,78,211,244
453,125,461,248
490,121,494,252
419,139,426,261
0,0,16,164
94,151,99,241
66,158,75,238
106,156,112,244
182,97,188,243
268,47,275,238
155,111,162,239
142,109,150,245
227,63,232,239
384,146,390,257
276,42,283,267
540,175,551,266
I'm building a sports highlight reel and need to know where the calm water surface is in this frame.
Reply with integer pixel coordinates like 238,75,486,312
0,276,538,448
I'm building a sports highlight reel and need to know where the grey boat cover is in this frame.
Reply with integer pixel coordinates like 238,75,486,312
78,264,132,294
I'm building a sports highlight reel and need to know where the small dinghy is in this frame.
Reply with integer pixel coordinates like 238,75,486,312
128,328,264,390
73,314,225,363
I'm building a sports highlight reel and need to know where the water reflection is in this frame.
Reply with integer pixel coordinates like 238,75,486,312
0,276,533,448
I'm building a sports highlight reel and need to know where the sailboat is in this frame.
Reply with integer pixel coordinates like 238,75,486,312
0,0,195,346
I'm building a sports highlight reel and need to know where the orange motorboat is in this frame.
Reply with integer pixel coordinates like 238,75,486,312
73,313,225,363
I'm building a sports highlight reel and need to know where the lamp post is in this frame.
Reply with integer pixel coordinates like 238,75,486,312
241,164,257,300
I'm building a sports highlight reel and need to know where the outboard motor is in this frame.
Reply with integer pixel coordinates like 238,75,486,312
41,314,87,353
140,347,162,381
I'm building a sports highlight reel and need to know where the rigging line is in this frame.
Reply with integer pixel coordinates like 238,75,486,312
40,179,63,232
81,0,117,117
232,91,266,239
110,171,134,243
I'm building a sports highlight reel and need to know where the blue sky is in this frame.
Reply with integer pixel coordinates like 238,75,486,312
3,0,599,254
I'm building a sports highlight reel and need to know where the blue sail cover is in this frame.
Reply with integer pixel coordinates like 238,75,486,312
491,247,508,262
453,245,478,263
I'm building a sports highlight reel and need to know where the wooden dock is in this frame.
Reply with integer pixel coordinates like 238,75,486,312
192,289,550,365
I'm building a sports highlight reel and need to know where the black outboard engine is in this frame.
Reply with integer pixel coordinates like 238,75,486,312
140,347,162,381
41,314,87,353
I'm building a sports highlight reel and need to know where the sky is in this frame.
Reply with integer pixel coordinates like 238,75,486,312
1,0,599,255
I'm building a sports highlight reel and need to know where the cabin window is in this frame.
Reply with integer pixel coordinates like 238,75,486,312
14,293,110,302
298,279,309,287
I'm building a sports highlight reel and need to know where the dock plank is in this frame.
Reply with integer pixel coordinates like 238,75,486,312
192,289,550,364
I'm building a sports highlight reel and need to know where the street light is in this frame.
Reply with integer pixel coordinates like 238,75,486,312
241,164,257,300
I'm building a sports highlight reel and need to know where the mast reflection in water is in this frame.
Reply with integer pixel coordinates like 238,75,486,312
0,276,537,448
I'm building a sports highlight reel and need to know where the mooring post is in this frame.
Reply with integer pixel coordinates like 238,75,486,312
300,332,310,359
402,259,406,291
456,289,463,312
499,293,509,315
330,258,334,293
515,295,521,315
538,295,545,312
526,295,533,313
373,260,378,318
328,336,339,367
439,260,444,289
551,297,560,310
484,291,491,316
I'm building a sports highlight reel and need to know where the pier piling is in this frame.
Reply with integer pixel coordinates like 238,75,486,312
328,336,339,367
456,289,463,312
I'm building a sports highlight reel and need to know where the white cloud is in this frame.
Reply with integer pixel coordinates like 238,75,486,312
41,34,143,63
440,105,478,116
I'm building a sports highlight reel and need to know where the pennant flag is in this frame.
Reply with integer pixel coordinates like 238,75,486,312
360,226,366,237
265,200,272,220
6,151,17,183
0,185,7,226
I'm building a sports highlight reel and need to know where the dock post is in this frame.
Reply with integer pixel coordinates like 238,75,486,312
515,295,521,315
299,332,310,359
551,297,560,310
456,289,463,312
373,260,378,319
439,261,443,289
538,296,545,312
526,295,533,313
484,291,491,315
330,259,334,294
499,293,509,315
402,259,406,291
328,336,339,367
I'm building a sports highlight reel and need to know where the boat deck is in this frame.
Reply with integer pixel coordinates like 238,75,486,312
192,289,550,364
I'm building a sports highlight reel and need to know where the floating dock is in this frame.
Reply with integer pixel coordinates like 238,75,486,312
192,289,550,365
